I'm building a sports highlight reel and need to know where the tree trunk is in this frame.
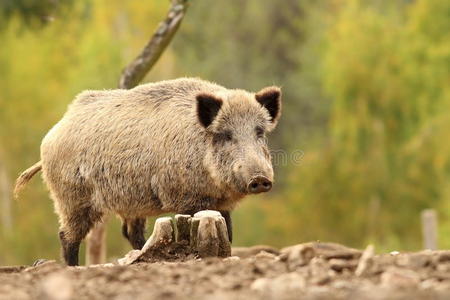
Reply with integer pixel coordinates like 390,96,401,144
421,209,438,250
85,222,106,265
0,162,13,234
85,0,190,265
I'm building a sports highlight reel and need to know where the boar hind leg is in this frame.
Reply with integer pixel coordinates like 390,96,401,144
58,207,103,266
121,218,147,250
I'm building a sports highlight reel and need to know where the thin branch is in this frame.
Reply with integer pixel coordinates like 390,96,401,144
119,0,190,89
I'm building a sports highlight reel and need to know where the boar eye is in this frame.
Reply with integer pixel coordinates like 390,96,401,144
255,126,265,138
213,130,233,145
223,130,233,141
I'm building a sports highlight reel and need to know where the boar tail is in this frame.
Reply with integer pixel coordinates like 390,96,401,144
14,161,42,198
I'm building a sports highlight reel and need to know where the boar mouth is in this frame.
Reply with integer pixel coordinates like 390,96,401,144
247,175,272,194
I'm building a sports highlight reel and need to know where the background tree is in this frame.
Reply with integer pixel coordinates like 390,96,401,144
0,0,74,28
280,0,450,250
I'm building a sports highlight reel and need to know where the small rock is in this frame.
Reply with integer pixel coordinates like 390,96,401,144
282,244,316,270
329,258,358,272
255,251,277,260
436,263,450,272
32,259,50,266
283,242,361,260
381,267,420,288
102,263,115,267
396,253,431,269
88,263,115,268
223,256,240,262
250,277,271,292
25,260,60,272
355,245,375,277
436,251,450,263
309,257,330,285
117,250,142,265
428,270,450,281
232,245,279,259
324,250,361,260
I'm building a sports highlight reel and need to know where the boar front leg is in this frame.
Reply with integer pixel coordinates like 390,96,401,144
219,211,232,243
121,218,147,250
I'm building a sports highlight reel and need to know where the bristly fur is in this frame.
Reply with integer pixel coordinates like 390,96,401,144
196,93,223,128
14,77,282,265
255,86,282,124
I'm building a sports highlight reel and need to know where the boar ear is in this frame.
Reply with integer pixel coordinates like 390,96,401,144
196,93,223,128
255,86,282,125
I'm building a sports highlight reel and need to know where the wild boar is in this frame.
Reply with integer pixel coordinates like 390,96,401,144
14,78,282,266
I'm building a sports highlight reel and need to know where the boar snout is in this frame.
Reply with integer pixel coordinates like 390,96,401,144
247,175,272,194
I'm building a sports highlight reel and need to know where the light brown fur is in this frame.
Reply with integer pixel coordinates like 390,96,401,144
15,78,281,265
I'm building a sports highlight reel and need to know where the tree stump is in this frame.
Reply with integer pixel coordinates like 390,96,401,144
193,210,231,258
196,216,219,257
117,210,231,264
142,217,175,252
175,214,191,243
215,216,232,257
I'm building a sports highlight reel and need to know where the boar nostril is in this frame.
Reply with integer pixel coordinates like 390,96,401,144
247,176,272,194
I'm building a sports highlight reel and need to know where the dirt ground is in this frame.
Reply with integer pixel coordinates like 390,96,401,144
2,242,450,300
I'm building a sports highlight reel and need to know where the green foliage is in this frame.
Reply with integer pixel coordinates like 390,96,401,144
174,0,330,151
279,0,450,251
0,0,75,28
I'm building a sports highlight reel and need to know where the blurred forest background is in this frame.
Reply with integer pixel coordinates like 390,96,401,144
0,0,449,265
